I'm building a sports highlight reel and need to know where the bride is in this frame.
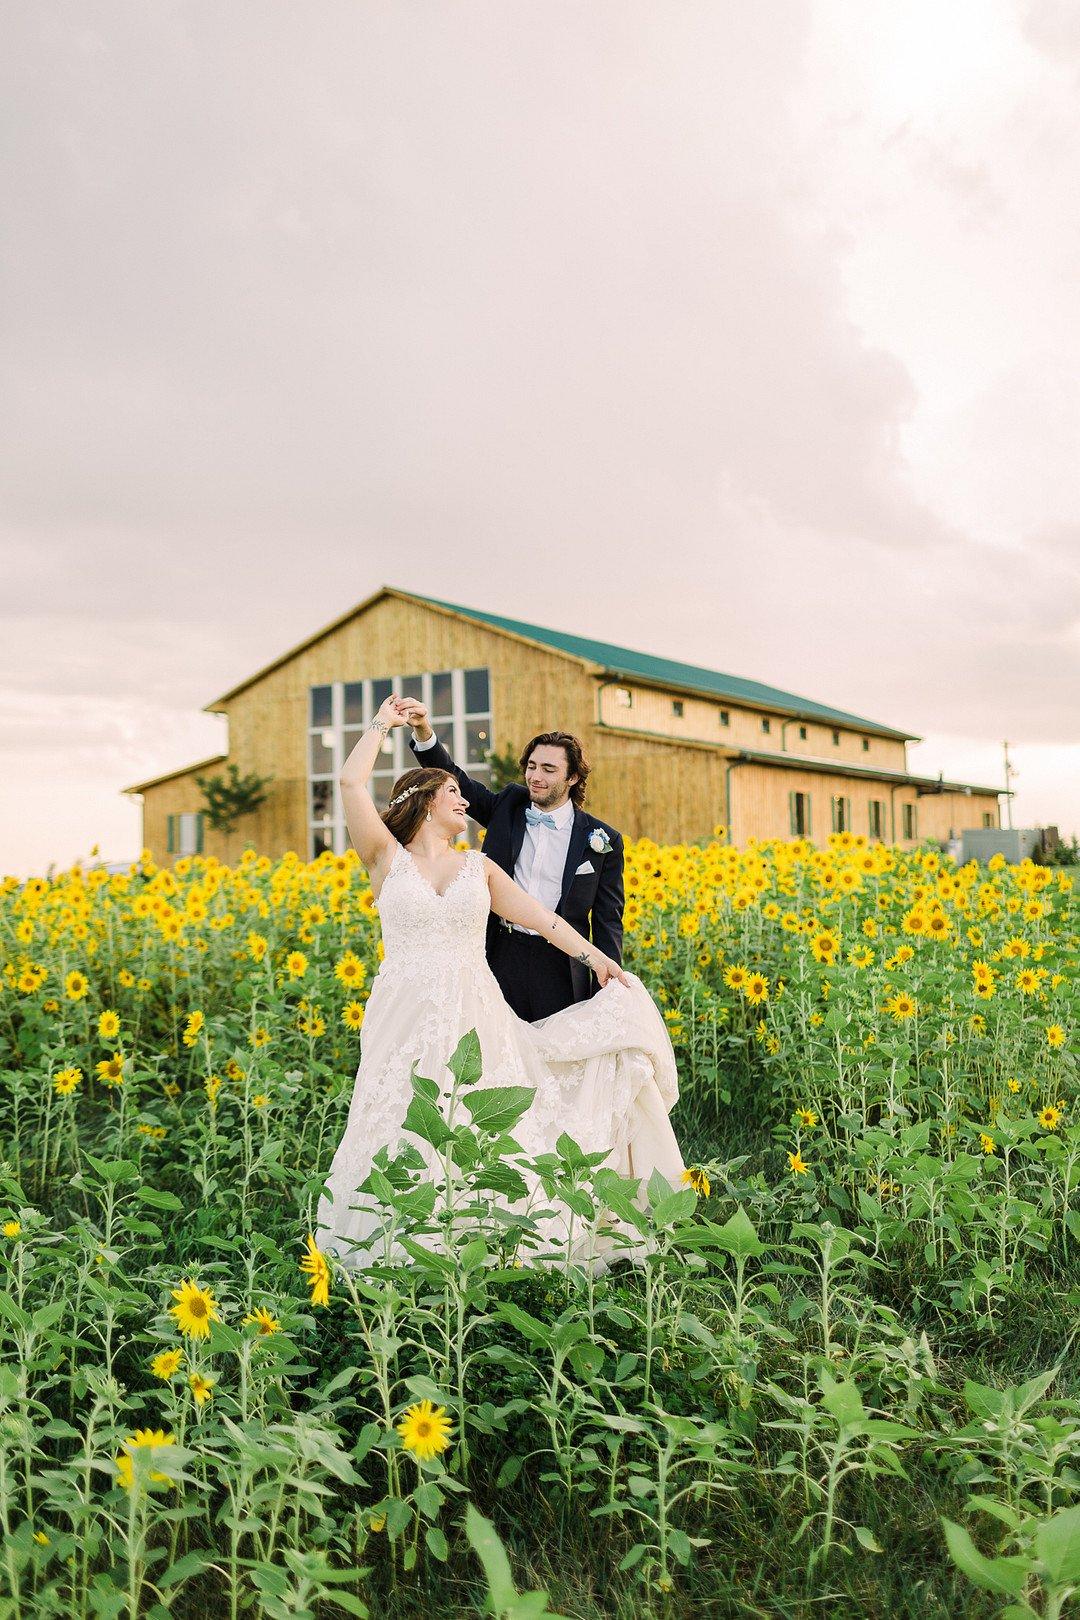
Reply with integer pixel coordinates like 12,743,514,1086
313,693,687,1271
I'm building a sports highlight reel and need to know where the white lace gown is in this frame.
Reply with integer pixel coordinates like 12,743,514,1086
313,843,686,1269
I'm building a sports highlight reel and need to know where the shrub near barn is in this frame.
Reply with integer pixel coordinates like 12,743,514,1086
0,834,1076,1617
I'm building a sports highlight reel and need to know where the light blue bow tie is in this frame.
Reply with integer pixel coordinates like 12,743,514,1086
525,807,558,829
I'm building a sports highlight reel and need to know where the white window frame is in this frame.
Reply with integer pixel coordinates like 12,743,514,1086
307,670,492,857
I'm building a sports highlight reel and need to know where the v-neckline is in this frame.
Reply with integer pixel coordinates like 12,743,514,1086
401,844,472,900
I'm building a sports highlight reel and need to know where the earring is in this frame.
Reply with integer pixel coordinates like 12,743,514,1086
426,811,432,821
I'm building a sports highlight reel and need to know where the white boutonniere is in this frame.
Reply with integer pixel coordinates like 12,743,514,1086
588,827,613,855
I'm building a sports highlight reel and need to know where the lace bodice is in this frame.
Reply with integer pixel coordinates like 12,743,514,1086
374,843,490,966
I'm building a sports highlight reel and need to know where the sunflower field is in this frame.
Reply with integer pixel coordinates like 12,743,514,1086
0,833,1077,1619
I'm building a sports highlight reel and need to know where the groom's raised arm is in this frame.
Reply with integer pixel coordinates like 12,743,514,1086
590,829,625,967
408,730,499,827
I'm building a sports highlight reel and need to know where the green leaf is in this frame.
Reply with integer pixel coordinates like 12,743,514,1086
401,1093,455,1150
819,1373,865,1430
854,1526,883,1553
448,1030,483,1087
425,1524,449,1562
941,1520,1026,1597
136,1185,185,1212
1035,1504,1080,1586
463,1086,536,1134
464,1503,517,1609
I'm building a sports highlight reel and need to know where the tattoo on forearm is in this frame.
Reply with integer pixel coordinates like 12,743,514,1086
576,950,593,968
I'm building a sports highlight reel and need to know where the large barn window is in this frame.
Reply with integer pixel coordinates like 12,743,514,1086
868,799,885,840
902,802,917,840
308,669,493,858
831,794,852,833
168,811,205,856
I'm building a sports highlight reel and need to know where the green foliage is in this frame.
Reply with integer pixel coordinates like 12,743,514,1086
196,760,274,834
485,741,521,792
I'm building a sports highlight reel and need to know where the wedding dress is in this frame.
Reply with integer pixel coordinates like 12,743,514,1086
313,842,686,1270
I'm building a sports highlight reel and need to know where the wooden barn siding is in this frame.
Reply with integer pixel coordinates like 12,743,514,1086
585,730,730,845
915,790,1000,841
728,765,999,847
597,681,907,769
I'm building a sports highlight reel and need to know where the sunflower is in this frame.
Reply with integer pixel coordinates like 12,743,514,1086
681,1167,710,1198
53,1067,83,1096
723,965,748,990
787,1151,808,1176
1046,1025,1066,1049
810,931,839,963
64,970,89,1001
150,1348,184,1381
885,993,917,1021
1037,1105,1062,1131
743,973,769,1005
115,1429,176,1491
979,1133,996,1155
286,952,308,978
182,1010,205,1048
3,1220,22,1239
342,1002,365,1030
97,1009,121,1040
299,1233,331,1308
168,1279,220,1339
1015,970,1040,995
95,1053,125,1086
795,1108,817,1129
396,1399,453,1460
189,1372,215,1407
242,1305,281,1336
334,953,367,988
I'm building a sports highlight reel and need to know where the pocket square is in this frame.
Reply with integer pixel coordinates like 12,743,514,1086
574,859,595,875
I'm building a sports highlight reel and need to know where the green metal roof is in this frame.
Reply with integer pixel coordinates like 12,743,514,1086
412,591,916,741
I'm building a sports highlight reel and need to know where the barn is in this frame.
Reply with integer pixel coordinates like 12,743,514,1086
122,586,1004,863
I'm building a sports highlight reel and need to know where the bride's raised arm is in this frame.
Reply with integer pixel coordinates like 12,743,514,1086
340,696,408,872
481,856,631,989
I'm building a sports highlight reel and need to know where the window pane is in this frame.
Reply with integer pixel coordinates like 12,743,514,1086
310,686,332,727
464,667,489,714
431,671,453,715
311,826,334,858
342,726,365,767
344,682,364,725
466,719,492,764
399,675,423,702
435,720,454,751
310,781,333,821
372,678,393,707
310,733,334,774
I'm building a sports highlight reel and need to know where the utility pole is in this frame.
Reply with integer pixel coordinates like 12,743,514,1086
1002,740,1017,829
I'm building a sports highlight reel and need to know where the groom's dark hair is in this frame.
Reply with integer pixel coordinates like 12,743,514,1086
519,731,591,809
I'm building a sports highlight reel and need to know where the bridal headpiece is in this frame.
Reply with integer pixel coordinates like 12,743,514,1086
388,784,424,809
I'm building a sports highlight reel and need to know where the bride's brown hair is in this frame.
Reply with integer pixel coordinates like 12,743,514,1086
381,767,454,844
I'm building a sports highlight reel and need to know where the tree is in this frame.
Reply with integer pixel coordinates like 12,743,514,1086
485,740,521,792
195,762,274,835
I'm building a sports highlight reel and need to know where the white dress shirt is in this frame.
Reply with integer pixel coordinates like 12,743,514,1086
414,732,573,934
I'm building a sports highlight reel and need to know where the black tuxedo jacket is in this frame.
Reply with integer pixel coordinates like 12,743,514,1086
408,734,624,1003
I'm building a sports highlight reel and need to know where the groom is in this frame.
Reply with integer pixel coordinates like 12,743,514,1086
399,702,625,1020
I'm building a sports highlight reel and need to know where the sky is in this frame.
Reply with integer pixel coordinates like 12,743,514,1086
2,0,1078,877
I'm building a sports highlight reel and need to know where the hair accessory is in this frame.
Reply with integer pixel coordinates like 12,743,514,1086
388,783,423,809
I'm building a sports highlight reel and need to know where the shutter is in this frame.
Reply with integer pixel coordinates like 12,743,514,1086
845,796,852,832
788,790,796,836
196,812,205,853
805,793,812,838
167,814,176,854
831,796,837,833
